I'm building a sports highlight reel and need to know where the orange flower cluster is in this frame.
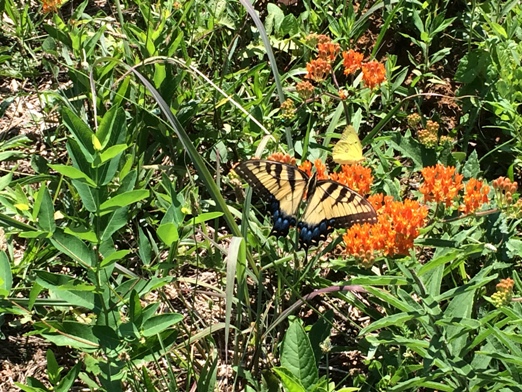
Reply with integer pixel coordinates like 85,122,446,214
298,159,329,180
420,164,464,208
491,278,515,307
329,164,373,195
492,176,518,207
305,58,332,82
342,50,386,89
42,0,62,13
267,153,296,166
461,178,490,214
296,80,315,99
361,61,387,89
318,42,340,63
343,194,428,266
342,50,364,75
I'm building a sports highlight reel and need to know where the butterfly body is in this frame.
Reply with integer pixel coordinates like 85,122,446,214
236,160,377,249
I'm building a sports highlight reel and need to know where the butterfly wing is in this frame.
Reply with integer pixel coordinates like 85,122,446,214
235,160,309,237
332,125,365,165
298,179,377,248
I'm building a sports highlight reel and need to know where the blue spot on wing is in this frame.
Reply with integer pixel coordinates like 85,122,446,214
268,196,296,237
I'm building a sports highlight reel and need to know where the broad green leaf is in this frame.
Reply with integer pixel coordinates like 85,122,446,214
35,271,95,309
138,226,152,265
37,321,99,350
0,251,12,297
157,223,179,245
50,229,96,267
272,367,306,392
141,313,183,337
99,190,149,211
280,320,318,389
48,164,97,187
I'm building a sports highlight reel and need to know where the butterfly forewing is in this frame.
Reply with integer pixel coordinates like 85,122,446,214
236,160,309,237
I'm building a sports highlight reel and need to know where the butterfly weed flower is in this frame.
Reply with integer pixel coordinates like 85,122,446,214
314,159,329,180
318,42,340,63
491,278,515,307
296,80,315,100
267,153,296,165
361,61,386,89
42,0,62,13
420,164,464,208
306,58,332,82
343,195,428,265
460,178,490,215
298,160,313,177
342,50,364,75
492,176,518,208
305,33,331,47
329,164,373,195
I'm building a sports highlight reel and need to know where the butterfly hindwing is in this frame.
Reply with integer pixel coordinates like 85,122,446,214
298,180,378,248
236,160,309,237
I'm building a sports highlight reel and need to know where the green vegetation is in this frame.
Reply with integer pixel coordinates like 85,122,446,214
1,0,522,390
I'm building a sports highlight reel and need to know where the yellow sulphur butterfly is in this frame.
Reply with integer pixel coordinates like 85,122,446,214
332,125,365,165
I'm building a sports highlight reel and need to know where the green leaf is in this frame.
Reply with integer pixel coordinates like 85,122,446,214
265,3,285,35
100,250,130,269
61,107,95,162
141,313,183,337
50,229,96,267
72,180,97,212
98,207,129,241
360,312,419,335
157,223,179,245
461,150,480,178
36,186,56,233
46,349,62,385
280,320,318,389
189,211,224,224
56,362,82,392
99,190,149,211
272,367,306,392
97,144,128,165
37,321,99,350
0,251,12,297
35,271,95,309
48,164,97,187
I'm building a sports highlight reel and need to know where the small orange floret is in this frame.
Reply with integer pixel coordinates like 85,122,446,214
329,164,373,195
460,178,490,214
361,61,386,89
342,50,364,75
419,164,464,208
296,80,315,99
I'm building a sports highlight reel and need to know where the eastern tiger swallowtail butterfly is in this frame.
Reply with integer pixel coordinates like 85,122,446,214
332,125,365,165
235,159,378,249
